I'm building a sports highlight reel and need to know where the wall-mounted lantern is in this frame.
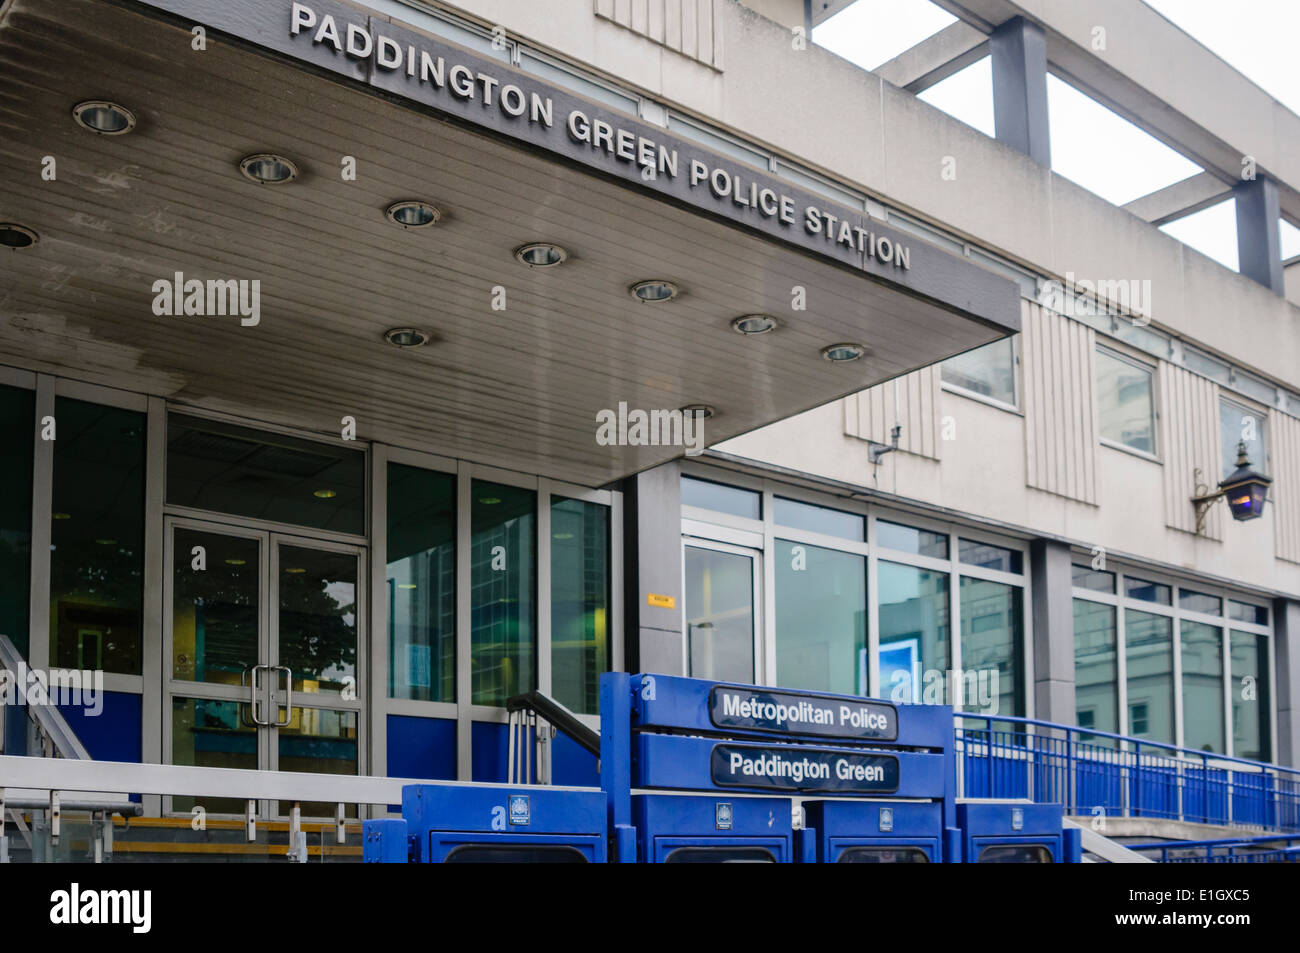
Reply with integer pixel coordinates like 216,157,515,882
1191,442,1272,534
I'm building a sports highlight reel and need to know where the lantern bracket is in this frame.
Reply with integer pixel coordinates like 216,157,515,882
1190,468,1224,536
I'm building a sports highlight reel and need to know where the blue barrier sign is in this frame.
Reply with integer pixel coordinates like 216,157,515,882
710,744,900,794
709,685,898,741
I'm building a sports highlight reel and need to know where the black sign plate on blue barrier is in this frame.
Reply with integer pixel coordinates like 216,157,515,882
709,685,898,741
710,744,900,794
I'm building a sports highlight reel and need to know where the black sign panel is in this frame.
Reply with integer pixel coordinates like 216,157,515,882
711,744,900,795
709,686,898,741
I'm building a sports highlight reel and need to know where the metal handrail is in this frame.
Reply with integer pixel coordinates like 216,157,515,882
954,711,1300,833
0,634,92,761
506,691,600,756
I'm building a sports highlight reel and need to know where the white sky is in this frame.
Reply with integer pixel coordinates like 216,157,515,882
813,0,1300,268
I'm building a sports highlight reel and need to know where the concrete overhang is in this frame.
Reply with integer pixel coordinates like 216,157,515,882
0,0,1019,487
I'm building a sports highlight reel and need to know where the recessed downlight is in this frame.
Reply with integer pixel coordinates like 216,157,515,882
72,100,136,135
514,242,568,267
629,279,679,303
680,404,716,419
225,558,247,566
0,224,39,249
731,314,778,335
385,201,441,228
384,327,430,349
313,488,337,499
239,154,299,185
285,567,307,574
822,343,868,363
478,496,501,505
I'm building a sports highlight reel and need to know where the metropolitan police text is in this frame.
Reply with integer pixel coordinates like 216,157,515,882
721,692,889,732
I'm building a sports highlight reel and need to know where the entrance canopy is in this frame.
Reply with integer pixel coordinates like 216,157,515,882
0,0,1019,486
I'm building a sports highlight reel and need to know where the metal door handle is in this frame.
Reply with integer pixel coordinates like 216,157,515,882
240,665,264,727
273,666,292,727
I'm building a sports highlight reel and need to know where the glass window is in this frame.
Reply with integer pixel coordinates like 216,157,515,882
959,577,1024,716
1178,588,1222,616
838,847,930,863
878,562,949,704
277,707,358,817
1228,601,1267,627
680,476,760,520
1072,564,1115,593
941,337,1016,405
1230,631,1270,761
1073,600,1118,740
550,497,610,715
470,482,536,706
876,520,948,559
1180,621,1224,753
167,414,365,535
171,528,258,685
1184,347,1230,385
977,845,1052,863
279,545,358,695
958,539,1022,574
50,398,145,675
386,464,455,703
0,385,33,657
774,540,866,695
171,696,256,815
684,546,754,683
1096,348,1155,454
1125,576,1171,605
1219,400,1266,480
1125,610,1174,745
773,497,864,541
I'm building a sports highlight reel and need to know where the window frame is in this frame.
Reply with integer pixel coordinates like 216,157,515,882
939,334,1022,413
1218,394,1269,481
1095,344,1160,460
1070,558,1274,761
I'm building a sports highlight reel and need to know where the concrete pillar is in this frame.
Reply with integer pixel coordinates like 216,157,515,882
621,461,683,676
1273,598,1300,768
1030,538,1074,724
990,16,1051,166
1235,176,1285,295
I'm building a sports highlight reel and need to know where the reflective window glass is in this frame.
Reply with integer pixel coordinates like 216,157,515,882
167,414,365,535
1125,577,1171,605
1230,631,1270,761
1073,600,1118,742
1178,588,1222,616
551,497,610,715
684,546,754,684
775,540,866,695
941,337,1016,405
1180,621,1225,753
50,398,145,675
680,476,760,519
959,577,1024,716
878,562,949,704
1125,610,1174,744
958,539,1022,574
470,482,536,706
1219,400,1267,481
1072,565,1115,593
1096,349,1155,454
386,464,455,702
774,497,864,541
171,528,258,685
1228,601,1267,626
876,520,948,558
0,385,33,657
278,545,358,695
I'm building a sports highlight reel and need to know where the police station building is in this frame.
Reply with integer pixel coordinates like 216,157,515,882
1,0,1299,861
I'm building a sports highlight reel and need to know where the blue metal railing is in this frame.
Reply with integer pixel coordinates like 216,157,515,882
955,714,1300,834
1126,833,1300,863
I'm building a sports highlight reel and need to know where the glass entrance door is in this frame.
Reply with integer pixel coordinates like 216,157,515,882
683,541,761,684
165,518,364,816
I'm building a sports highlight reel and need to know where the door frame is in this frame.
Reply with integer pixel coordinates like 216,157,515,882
161,513,368,816
680,537,764,685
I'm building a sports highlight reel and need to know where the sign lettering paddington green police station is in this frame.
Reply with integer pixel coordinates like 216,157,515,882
285,2,911,269
711,744,900,794
710,685,898,742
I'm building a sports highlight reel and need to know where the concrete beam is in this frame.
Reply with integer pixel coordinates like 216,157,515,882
873,21,988,93
1236,176,1285,295
809,0,856,28
1121,171,1232,226
990,16,1050,166
938,0,1300,229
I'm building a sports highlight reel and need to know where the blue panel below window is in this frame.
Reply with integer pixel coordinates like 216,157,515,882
387,715,456,781
552,730,599,787
471,721,508,783
58,691,142,763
